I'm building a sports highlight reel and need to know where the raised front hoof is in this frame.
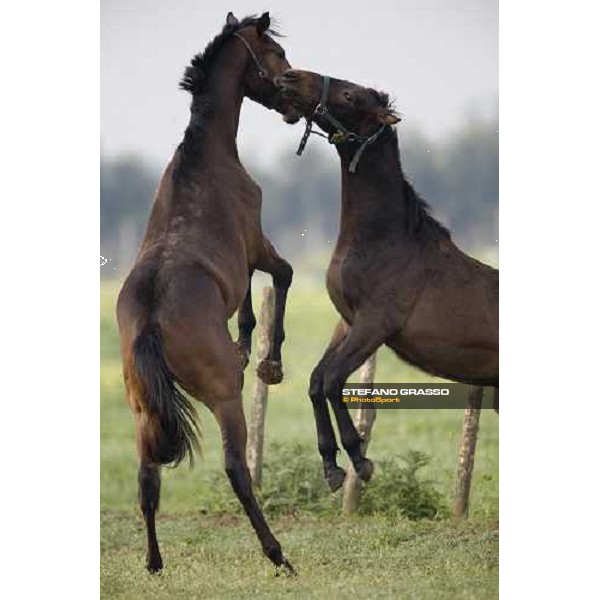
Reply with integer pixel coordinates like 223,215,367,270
257,359,283,385
146,557,163,574
325,466,346,492
355,458,375,483
235,342,250,371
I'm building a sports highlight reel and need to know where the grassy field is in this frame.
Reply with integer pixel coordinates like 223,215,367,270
101,278,498,599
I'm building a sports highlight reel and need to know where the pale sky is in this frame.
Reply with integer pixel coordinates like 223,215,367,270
101,0,498,170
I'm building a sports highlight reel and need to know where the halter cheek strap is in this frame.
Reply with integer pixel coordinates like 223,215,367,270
295,75,390,173
348,125,388,172
233,32,267,79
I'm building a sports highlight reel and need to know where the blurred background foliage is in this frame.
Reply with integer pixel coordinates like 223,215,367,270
101,114,498,278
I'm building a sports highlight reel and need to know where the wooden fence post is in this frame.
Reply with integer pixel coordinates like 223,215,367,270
246,287,275,487
452,385,484,518
342,353,378,515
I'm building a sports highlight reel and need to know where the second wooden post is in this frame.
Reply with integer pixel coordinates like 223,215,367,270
452,385,484,518
342,353,378,515
246,286,275,487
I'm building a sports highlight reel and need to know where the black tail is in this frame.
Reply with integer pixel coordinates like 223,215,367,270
132,323,201,467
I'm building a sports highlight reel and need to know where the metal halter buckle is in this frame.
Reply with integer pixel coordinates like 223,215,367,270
331,132,346,144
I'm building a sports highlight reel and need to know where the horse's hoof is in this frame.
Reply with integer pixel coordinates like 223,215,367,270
325,466,346,492
267,544,296,576
356,458,374,483
276,556,297,577
257,359,283,385
146,558,163,574
235,342,250,370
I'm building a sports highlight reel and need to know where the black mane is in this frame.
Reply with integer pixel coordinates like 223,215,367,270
179,15,279,96
172,16,281,182
404,178,451,240
387,128,451,240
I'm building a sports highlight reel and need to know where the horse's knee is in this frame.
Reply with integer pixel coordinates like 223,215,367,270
239,312,256,338
274,262,293,288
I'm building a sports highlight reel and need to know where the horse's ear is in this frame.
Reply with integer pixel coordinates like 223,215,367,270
378,112,401,125
256,11,270,35
226,12,239,27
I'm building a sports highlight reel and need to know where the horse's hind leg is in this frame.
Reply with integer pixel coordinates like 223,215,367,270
309,319,349,492
134,413,163,573
322,321,388,483
235,273,256,372
184,317,294,573
214,397,295,574
255,237,293,385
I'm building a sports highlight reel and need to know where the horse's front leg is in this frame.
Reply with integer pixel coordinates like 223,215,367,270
309,319,349,492
255,237,293,385
235,272,256,372
322,318,389,483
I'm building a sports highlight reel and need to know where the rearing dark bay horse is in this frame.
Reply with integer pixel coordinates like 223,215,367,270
116,13,297,574
278,69,499,491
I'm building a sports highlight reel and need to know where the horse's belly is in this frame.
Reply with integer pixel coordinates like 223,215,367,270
385,282,496,383
388,330,498,385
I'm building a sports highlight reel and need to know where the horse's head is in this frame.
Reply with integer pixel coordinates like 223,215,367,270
226,12,296,119
276,69,400,136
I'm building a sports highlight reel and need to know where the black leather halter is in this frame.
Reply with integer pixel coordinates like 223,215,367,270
296,76,389,173
233,32,267,79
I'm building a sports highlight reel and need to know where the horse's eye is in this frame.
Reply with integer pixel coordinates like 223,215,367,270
343,91,353,103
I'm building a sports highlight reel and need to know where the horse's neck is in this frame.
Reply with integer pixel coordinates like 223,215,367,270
192,47,246,162
337,137,410,236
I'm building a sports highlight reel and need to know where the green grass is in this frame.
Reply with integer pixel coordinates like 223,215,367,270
101,279,498,599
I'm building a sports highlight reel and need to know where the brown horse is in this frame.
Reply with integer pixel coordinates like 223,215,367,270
277,69,499,491
116,13,297,574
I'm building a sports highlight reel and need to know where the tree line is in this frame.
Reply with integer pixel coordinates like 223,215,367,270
101,115,498,277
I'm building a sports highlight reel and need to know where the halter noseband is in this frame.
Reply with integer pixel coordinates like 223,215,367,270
233,32,267,79
295,75,389,173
